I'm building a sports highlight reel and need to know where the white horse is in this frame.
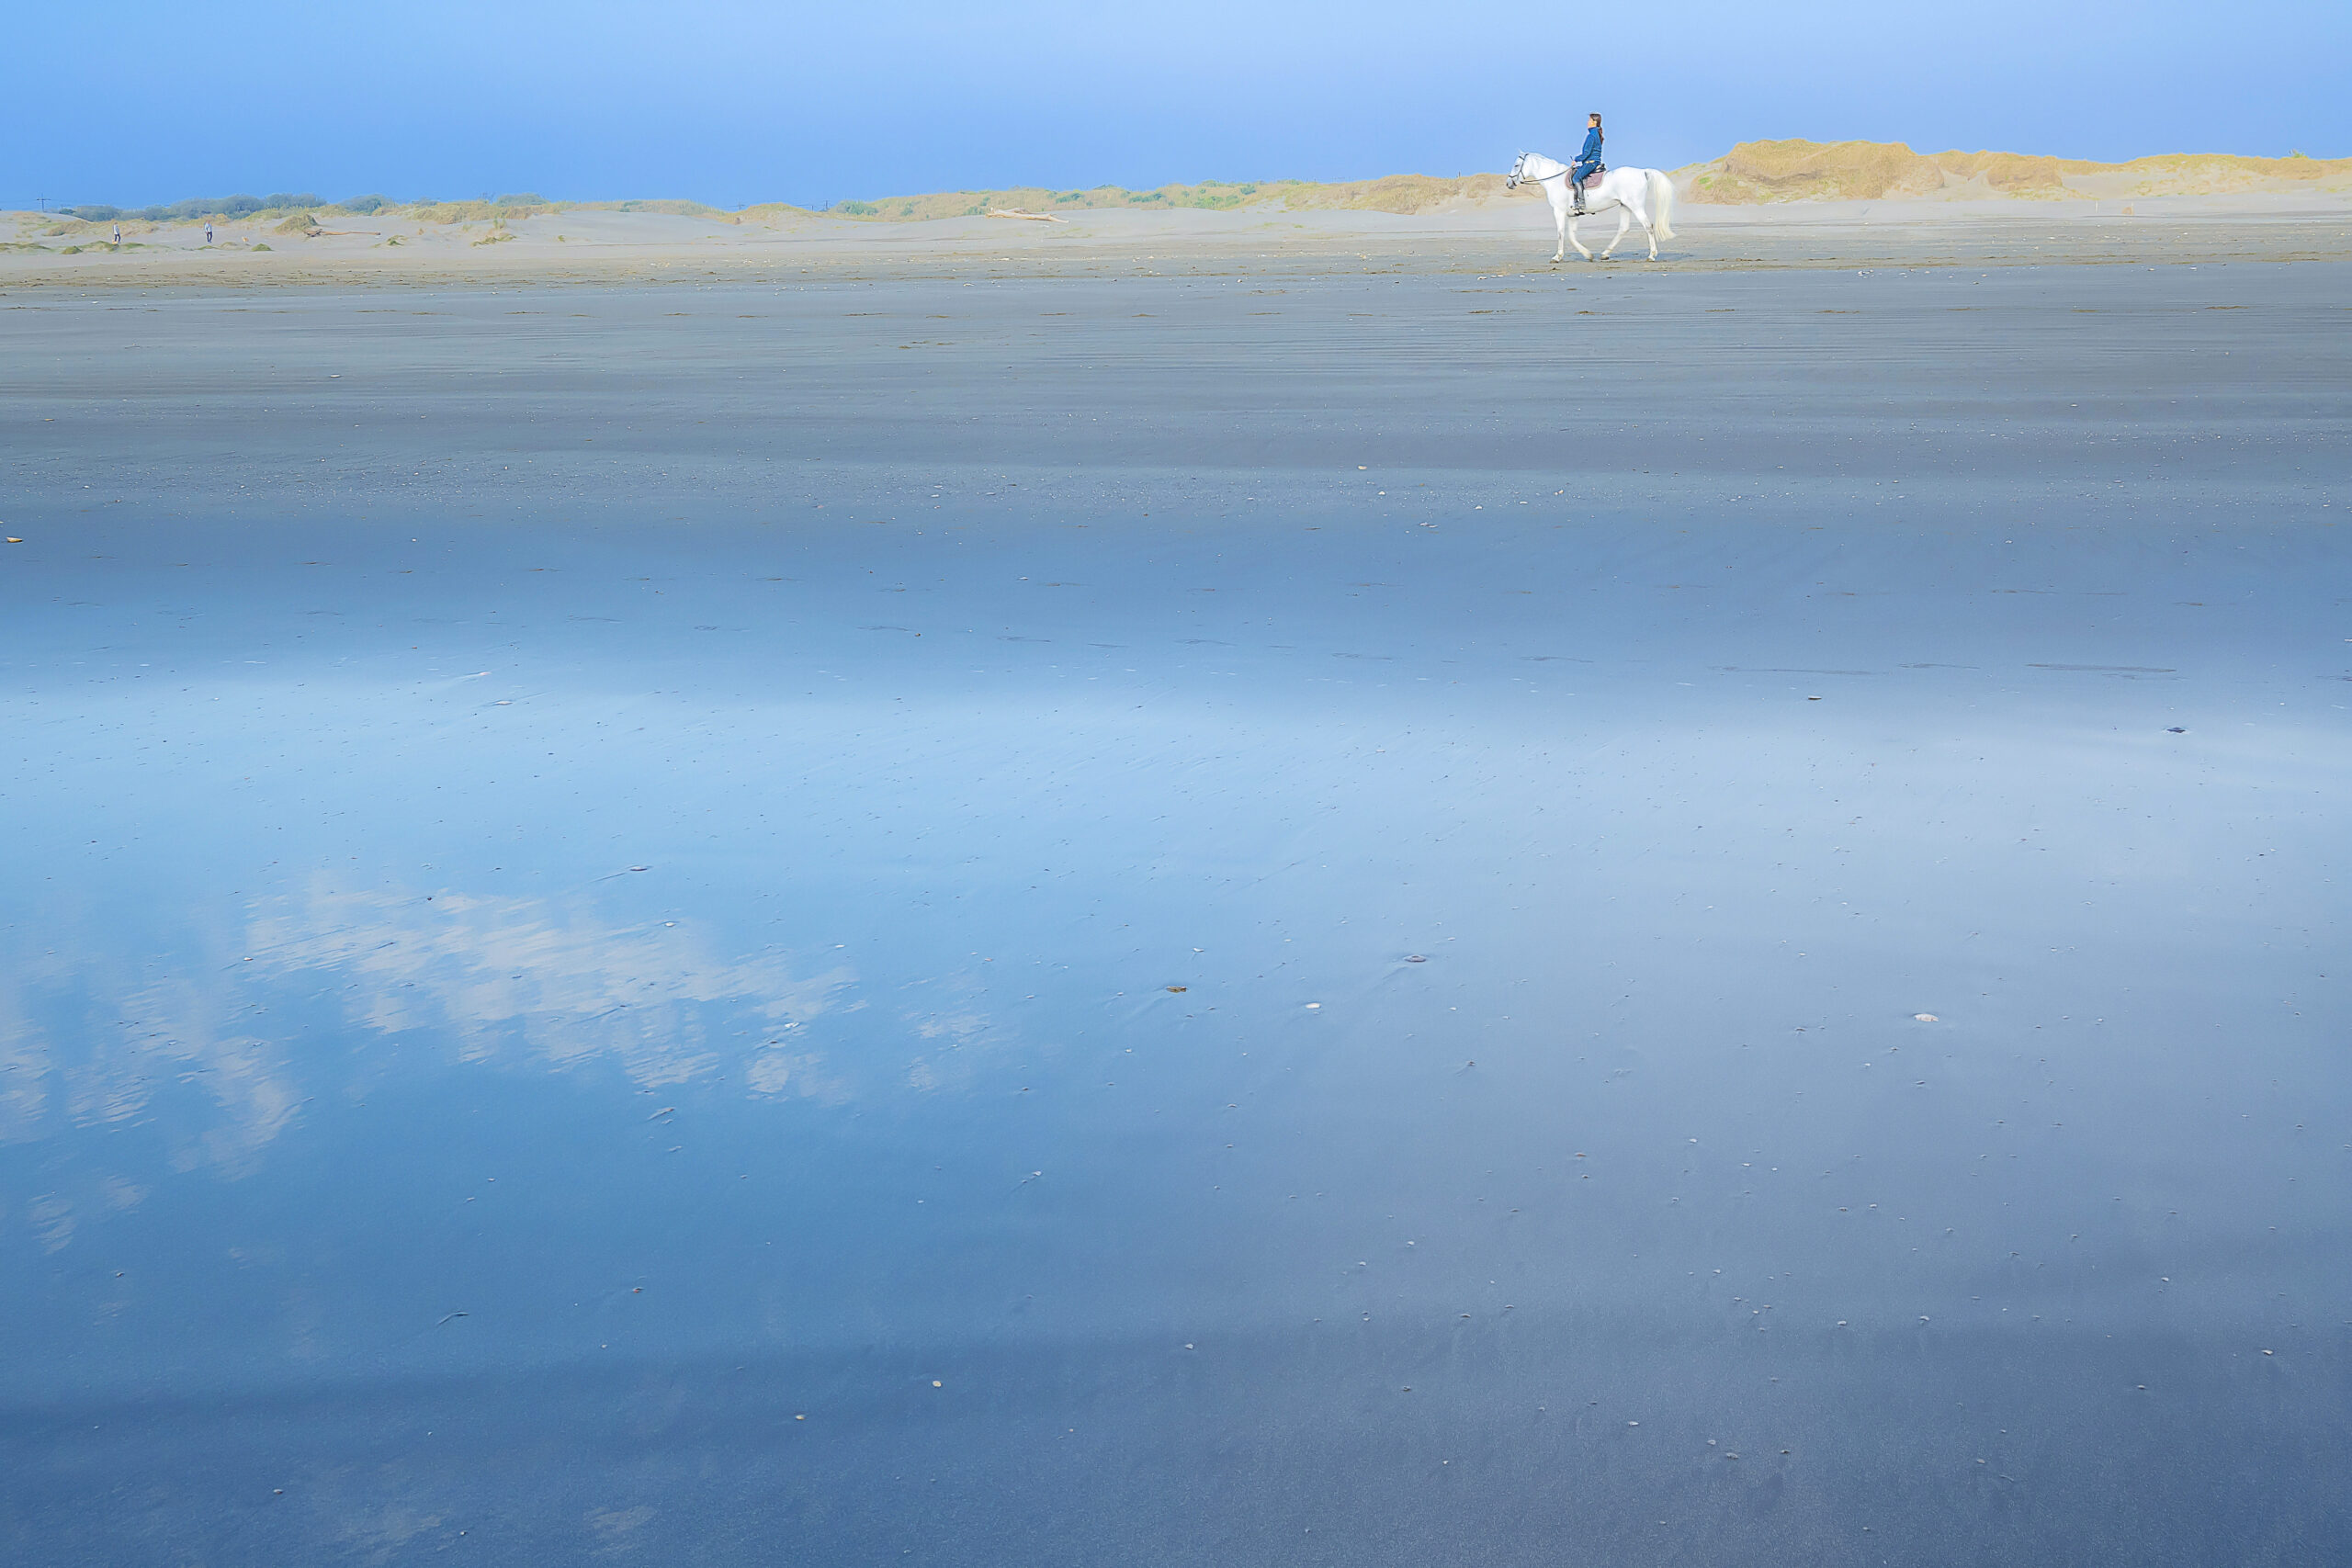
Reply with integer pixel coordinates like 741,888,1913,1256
1506,151,1677,262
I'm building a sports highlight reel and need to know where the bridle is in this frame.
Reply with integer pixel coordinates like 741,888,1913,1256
1504,152,1566,190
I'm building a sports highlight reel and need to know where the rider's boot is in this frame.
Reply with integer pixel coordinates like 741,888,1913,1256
1571,182,1588,215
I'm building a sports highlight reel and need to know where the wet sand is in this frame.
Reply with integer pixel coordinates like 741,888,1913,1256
2,241,2346,1564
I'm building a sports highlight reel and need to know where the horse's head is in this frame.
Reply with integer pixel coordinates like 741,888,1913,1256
1506,151,1527,190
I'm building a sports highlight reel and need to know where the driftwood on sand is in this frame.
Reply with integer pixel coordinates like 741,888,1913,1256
985,209,1066,222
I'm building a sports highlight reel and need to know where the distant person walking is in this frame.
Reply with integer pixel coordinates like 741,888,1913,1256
204,220,213,244
111,222,122,245
1570,113,1605,213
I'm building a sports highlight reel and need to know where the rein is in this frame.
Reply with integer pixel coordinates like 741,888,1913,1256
1508,158,1579,189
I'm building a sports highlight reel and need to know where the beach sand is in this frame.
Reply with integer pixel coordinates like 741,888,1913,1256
3,207,2347,1566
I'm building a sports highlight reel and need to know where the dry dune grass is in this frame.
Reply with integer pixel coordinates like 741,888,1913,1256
2058,151,2352,195
403,198,564,224
816,180,1279,221
1272,173,1510,213
809,174,1510,221
1934,151,2068,192
1682,141,2063,201
386,197,731,225
583,198,737,220
1682,139,2352,202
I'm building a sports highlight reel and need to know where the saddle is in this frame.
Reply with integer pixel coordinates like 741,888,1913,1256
1575,164,1606,186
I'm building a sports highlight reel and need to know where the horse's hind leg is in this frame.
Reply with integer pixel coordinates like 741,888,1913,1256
1618,198,1657,259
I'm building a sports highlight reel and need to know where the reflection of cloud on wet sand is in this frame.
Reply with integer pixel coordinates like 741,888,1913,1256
0,881,865,1246
742,1048,851,1105
903,998,1001,1095
243,880,856,1091
2,962,300,1181
0,990,50,1142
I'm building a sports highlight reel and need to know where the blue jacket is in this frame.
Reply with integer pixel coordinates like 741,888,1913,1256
1577,127,1604,166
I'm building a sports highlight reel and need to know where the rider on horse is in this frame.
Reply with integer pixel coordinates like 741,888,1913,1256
1570,113,1604,213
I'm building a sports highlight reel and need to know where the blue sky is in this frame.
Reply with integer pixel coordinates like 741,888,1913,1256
9,1,2346,208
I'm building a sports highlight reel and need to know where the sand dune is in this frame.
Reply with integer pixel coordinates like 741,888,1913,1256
1679,139,2352,203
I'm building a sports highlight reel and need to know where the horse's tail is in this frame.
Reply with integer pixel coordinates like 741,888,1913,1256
1647,169,1677,241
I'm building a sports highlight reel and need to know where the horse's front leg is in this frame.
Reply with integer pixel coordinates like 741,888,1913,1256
1601,209,1630,259
1550,192,1566,263
1566,212,1592,261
